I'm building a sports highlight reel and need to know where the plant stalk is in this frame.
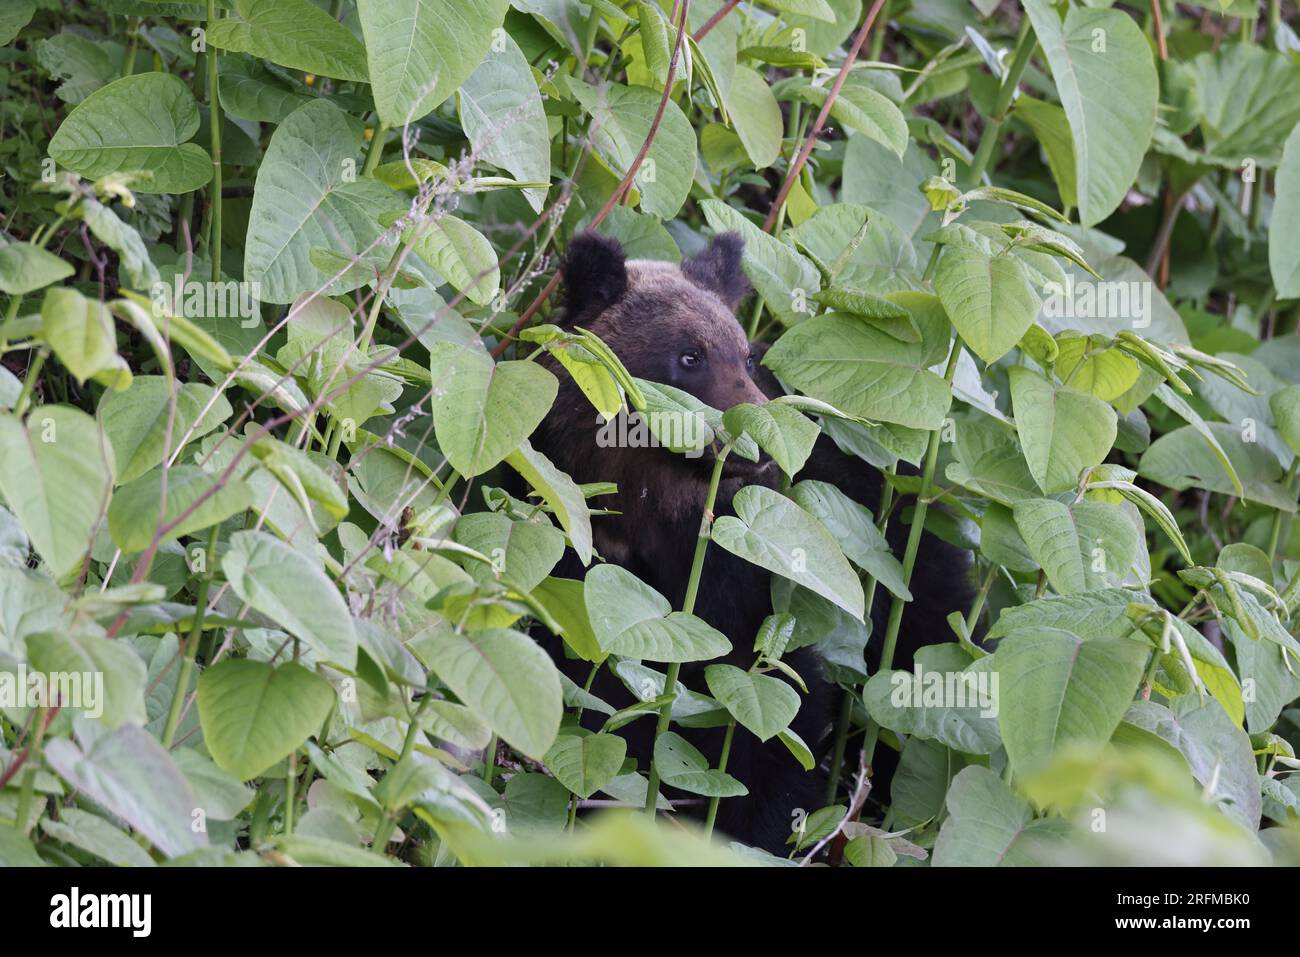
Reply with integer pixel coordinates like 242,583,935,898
645,446,729,813
965,16,1035,186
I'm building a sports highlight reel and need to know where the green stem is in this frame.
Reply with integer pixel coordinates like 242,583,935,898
861,342,963,768
868,0,890,60
14,347,48,417
965,16,1035,187
702,720,737,836
372,695,432,850
14,708,49,835
206,0,223,279
645,446,730,814
964,562,997,639
162,524,221,749
825,467,896,801
363,122,389,177
1267,456,1299,562
284,749,297,834
482,733,498,787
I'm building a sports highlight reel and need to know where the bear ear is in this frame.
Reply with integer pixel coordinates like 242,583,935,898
682,232,751,310
562,230,628,318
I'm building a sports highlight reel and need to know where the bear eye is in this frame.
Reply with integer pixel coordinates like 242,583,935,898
679,348,704,369
746,350,756,370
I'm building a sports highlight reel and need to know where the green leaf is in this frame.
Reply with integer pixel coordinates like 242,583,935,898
566,77,696,219
505,440,594,565
1011,498,1139,595
994,627,1149,773
197,659,336,781
704,663,800,741
653,731,748,797
26,629,146,728
1271,123,1300,298
789,480,910,599
107,464,254,554
0,406,115,577
359,0,510,127
48,72,212,194
39,807,154,867
932,766,1068,866
1011,95,1077,209
44,726,207,858
245,99,404,304
100,376,232,485
428,342,557,477
711,485,865,620
699,199,821,325
217,56,312,124
763,313,952,430
452,511,565,592
584,563,731,662
207,0,368,82
222,529,358,669
458,29,550,211
0,242,73,296
933,247,1040,365
418,626,562,761
544,733,627,799
408,216,500,306
862,648,1002,754
1191,43,1300,166
1022,0,1157,226
723,64,784,168
1010,366,1116,494
722,402,819,477
39,287,123,386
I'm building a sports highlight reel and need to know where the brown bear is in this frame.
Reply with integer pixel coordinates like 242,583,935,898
528,230,973,853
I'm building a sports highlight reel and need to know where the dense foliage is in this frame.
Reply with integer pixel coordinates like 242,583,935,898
1,0,1300,867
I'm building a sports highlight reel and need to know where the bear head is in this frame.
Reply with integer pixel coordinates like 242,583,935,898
532,230,777,564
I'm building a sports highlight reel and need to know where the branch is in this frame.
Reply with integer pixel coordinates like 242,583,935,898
762,0,889,233
492,0,694,358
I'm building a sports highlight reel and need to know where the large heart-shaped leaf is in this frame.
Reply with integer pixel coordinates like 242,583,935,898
583,563,731,662
711,486,866,621
704,664,800,741
207,0,368,82
994,627,1149,773
934,247,1040,365
100,376,232,484
107,464,254,554
48,72,211,193
197,659,336,780
245,99,404,304
222,529,358,669
429,342,557,477
544,733,627,799
26,629,147,728
359,0,510,127
44,725,207,857
458,29,550,210
567,77,696,220
932,766,1068,866
1010,366,1116,494
1023,0,1157,226
417,626,562,761
763,313,952,430
0,406,114,577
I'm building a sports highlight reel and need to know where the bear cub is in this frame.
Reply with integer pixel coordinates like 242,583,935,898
529,230,973,853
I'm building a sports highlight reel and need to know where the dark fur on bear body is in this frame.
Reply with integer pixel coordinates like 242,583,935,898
527,231,973,852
